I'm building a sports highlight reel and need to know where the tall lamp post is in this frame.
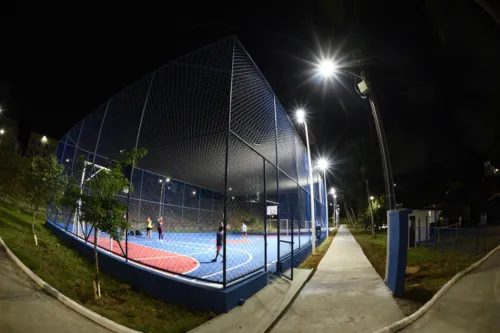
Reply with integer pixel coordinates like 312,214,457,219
317,158,330,237
330,188,337,228
0,129,5,146
315,59,396,210
296,109,316,254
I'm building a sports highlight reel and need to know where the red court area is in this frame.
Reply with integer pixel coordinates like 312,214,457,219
87,236,198,274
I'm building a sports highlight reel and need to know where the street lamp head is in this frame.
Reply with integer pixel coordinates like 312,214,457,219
159,179,163,183
370,196,374,201
166,178,171,182
317,158,329,171
378,205,381,208
0,129,5,135
41,136,48,144
330,188,336,195
296,109,306,124
393,183,397,187
317,59,338,78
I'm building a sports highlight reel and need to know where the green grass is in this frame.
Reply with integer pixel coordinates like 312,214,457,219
299,230,337,269
0,201,214,333
350,228,481,303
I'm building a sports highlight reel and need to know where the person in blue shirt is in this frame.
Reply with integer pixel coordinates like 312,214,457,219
211,226,224,263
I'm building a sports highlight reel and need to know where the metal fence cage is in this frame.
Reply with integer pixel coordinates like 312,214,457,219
51,37,327,287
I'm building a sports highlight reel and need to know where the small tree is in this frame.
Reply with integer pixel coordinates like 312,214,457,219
78,148,147,299
24,155,67,245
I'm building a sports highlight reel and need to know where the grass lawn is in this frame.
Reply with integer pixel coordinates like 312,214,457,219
350,228,481,304
0,201,214,333
299,230,337,269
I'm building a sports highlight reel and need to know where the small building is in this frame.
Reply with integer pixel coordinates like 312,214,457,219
25,132,58,158
408,209,441,247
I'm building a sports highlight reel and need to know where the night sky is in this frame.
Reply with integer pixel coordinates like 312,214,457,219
1,0,500,207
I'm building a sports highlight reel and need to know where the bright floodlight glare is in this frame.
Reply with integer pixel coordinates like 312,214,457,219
41,136,48,143
394,183,397,187
317,158,328,170
65,158,70,163
296,109,306,123
192,191,196,195
330,188,336,195
496,169,499,172
0,129,4,135
370,196,374,201
318,59,338,78
159,179,163,183
334,194,337,198
166,178,171,182
378,205,381,208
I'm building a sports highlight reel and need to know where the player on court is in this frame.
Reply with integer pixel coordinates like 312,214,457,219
241,222,248,238
157,216,164,240
146,216,153,238
211,226,224,263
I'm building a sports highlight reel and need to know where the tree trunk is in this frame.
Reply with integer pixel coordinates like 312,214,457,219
93,228,101,299
32,210,38,246
349,204,357,227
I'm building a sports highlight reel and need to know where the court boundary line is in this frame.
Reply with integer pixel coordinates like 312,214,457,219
201,247,253,279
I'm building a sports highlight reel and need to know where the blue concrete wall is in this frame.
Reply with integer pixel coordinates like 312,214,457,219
386,210,410,296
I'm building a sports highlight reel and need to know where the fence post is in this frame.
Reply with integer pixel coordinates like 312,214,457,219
475,225,480,256
418,218,421,246
263,158,267,272
425,216,428,247
222,38,235,288
434,227,438,248
291,203,294,280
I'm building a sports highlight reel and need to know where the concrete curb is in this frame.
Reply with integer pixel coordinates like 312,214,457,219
373,244,500,333
0,236,142,333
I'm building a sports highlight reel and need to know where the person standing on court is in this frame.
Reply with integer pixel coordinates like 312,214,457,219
242,222,248,239
146,216,153,239
157,216,164,240
211,226,224,263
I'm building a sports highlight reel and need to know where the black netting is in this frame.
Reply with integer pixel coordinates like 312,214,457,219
51,37,326,287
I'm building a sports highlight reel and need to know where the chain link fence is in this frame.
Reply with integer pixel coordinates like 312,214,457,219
47,37,327,287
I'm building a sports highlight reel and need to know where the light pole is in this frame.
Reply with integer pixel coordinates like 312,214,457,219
330,188,337,229
317,158,330,237
0,128,5,146
315,59,396,210
296,109,316,254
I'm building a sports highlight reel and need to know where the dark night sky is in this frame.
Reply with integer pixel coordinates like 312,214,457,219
1,0,500,207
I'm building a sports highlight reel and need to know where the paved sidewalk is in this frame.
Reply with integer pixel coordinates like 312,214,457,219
0,247,111,333
271,225,403,333
190,268,313,333
401,249,500,333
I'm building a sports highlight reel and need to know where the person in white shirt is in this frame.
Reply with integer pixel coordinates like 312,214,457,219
241,222,248,239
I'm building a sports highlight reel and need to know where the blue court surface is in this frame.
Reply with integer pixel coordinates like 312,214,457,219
50,221,313,285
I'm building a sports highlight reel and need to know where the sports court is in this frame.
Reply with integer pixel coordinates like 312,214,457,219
48,36,328,309
50,219,317,285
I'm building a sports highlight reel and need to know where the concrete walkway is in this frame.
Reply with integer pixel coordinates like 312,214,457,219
401,249,500,333
0,247,111,333
271,225,404,333
190,268,313,333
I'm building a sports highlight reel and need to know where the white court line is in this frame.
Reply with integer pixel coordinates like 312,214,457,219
135,250,212,261
201,247,253,279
